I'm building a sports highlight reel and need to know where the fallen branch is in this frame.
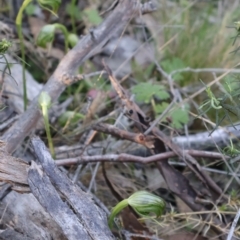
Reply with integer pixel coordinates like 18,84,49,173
173,124,240,149
30,137,114,240
56,150,226,166
93,123,155,148
28,162,91,240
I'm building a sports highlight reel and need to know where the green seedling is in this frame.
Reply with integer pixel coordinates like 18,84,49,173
108,191,165,229
38,91,55,158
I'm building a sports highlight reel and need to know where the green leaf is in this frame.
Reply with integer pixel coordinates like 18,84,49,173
108,191,165,229
25,3,36,15
154,102,169,114
66,3,82,20
161,57,186,81
132,82,170,103
131,61,154,81
83,8,102,25
155,103,189,129
128,191,165,217
171,108,189,129
37,0,61,15
223,76,240,94
36,24,56,48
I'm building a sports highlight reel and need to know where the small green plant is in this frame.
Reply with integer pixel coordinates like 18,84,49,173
199,80,222,113
66,3,102,33
38,91,55,158
198,76,240,133
132,82,189,129
161,57,186,82
37,23,78,52
222,139,240,157
83,8,103,25
16,0,61,110
132,82,170,103
66,0,79,33
108,191,165,229
37,0,61,16
198,80,227,134
154,102,189,129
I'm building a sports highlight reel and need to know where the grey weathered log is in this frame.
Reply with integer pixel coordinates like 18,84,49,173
28,162,91,240
0,228,32,240
173,124,239,149
0,191,67,240
0,183,11,201
0,141,29,192
31,137,114,240
1,0,148,153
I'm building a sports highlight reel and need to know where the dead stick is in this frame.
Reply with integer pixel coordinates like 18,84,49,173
55,150,226,166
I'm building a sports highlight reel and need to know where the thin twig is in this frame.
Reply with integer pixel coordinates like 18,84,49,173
170,67,240,78
55,150,226,166
169,161,240,177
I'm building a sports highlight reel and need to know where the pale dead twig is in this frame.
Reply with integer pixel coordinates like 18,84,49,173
55,150,226,166
226,208,240,240
169,161,240,177
170,67,240,77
